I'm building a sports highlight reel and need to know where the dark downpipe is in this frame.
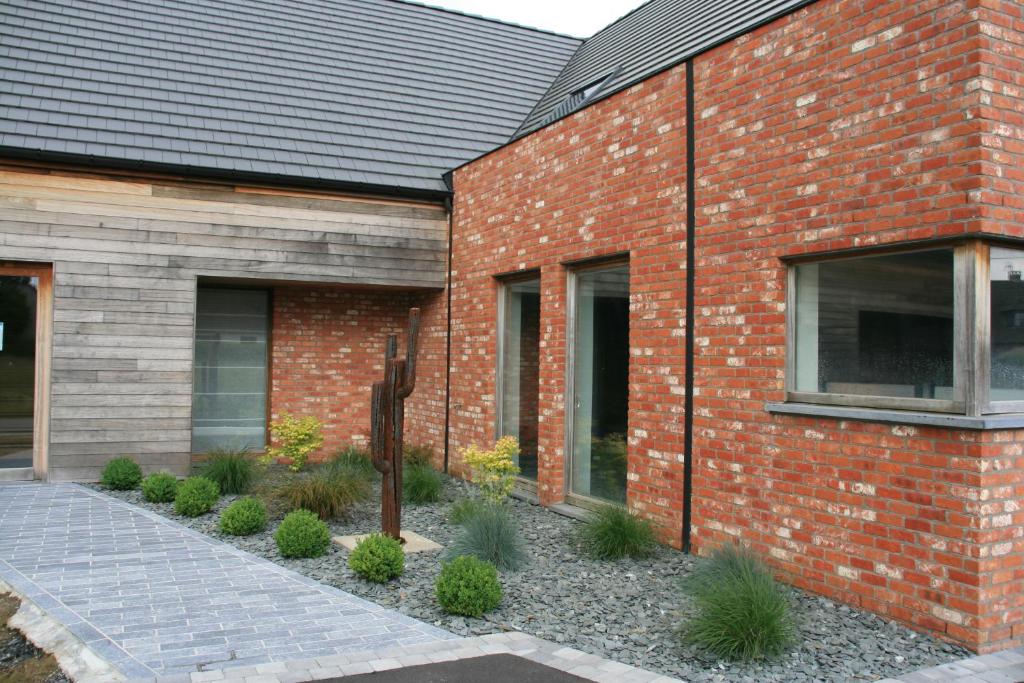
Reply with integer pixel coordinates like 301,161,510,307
443,195,454,473
682,59,696,554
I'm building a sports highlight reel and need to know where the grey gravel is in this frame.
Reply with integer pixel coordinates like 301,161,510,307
95,476,969,682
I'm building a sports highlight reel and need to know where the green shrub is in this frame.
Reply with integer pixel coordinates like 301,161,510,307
277,469,370,521
580,505,658,560
265,414,323,472
174,476,220,517
680,545,795,661
448,498,487,525
219,497,267,536
100,457,142,490
323,445,377,483
403,444,434,467
348,533,404,582
445,504,526,571
275,509,331,558
141,472,178,503
435,555,502,617
200,447,256,494
460,436,520,504
403,463,442,504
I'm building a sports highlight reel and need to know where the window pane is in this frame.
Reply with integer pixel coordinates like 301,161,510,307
990,247,1024,401
191,289,268,452
0,275,37,469
794,250,954,399
499,279,540,479
571,265,629,504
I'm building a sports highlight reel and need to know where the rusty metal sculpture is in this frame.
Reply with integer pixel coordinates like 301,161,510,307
370,307,420,542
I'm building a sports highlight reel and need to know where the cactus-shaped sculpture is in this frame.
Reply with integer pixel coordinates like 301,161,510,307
370,307,420,541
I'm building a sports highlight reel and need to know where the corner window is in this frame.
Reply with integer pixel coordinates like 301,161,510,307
497,276,541,480
787,241,1024,416
990,247,1024,407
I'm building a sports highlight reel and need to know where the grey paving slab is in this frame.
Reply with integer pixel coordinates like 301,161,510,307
0,483,454,677
890,647,1024,683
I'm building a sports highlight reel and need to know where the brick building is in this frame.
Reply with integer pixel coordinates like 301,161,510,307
1,0,1022,654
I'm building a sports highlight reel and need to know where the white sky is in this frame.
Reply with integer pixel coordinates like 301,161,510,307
426,0,646,38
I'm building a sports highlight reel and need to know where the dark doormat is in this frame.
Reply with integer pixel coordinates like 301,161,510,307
314,653,592,682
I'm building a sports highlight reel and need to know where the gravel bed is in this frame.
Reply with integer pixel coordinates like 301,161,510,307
0,593,69,683
95,477,968,682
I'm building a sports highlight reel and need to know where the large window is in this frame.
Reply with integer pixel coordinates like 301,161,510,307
568,262,630,505
497,276,541,480
192,288,269,452
787,241,1024,415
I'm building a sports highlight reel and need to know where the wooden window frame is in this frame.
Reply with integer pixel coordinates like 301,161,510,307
784,239,1022,417
563,256,630,510
0,262,52,480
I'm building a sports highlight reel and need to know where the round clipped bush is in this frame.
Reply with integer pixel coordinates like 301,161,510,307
174,476,220,517
348,533,404,583
435,555,502,617
141,472,178,503
275,509,331,558
100,457,142,490
219,497,267,536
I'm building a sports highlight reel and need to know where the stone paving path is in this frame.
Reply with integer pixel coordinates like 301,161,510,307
882,647,1024,683
0,483,454,678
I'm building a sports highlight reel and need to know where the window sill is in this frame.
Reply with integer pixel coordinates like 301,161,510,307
765,402,1024,430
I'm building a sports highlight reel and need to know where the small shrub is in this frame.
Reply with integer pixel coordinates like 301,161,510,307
323,445,376,483
445,504,526,571
265,414,324,472
141,472,178,503
277,469,369,520
580,505,658,560
348,533,404,583
200,447,256,494
681,545,795,661
100,457,142,490
403,463,442,504
448,498,487,526
275,509,331,558
219,497,267,536
460,436,520,504
436,555,502,617
403,444,434,467
174,476,220,517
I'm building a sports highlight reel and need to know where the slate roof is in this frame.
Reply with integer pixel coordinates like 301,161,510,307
0,0,580,196
516,0,817,137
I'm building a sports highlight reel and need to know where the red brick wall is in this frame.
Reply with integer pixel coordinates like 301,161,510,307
270,286,446,464
449,0,1023,654
450,66,689,538
690,0,1020,653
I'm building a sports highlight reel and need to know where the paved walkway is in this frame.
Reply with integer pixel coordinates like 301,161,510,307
0,483,454,678
882,647,1024,683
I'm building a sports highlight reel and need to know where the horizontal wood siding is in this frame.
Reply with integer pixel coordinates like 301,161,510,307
0,166,448,481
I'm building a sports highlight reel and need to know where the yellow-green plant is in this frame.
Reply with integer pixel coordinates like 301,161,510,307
461,436,520,504
264,414,324,472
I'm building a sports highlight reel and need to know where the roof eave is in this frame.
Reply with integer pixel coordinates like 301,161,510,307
0,147,452,203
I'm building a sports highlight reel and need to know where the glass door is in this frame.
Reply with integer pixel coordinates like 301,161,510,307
498,276,541,479
0,273,39,469
569,263,630,504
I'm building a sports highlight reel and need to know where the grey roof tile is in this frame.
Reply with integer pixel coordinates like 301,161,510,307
0,0,580,193
517,0,817,137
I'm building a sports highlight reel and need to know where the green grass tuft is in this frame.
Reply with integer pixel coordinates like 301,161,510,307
680,544,796,661
579,505,658,560
403,463,443,504
448,498,487,525
321,446,377,483
277,468,370,521
199,447,257,495
445,504,526,571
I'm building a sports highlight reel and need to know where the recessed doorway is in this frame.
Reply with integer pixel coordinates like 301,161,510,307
0,263,51,479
